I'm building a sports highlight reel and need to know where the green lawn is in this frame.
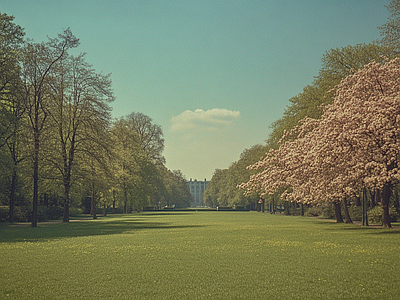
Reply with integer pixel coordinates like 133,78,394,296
0,212,399,299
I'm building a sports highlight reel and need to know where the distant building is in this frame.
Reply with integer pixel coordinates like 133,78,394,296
187,178,209,207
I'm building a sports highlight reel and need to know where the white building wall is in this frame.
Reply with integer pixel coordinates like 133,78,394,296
187,178,209,207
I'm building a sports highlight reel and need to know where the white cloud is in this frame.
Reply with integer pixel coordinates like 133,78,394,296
171,108,240,131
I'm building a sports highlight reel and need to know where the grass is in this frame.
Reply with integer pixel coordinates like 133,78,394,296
0,212,399,299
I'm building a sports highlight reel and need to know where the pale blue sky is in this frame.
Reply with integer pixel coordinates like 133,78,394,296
1,0,390,180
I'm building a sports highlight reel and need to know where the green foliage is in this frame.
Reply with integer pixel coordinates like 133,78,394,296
205,145,269,208
5,206,64,222
322,205,336,219
368,205,399,224
348,206,363,222
12,206,30,222
45,206,64,220
368,206,384,224
305,206,323,217
109,117,186,213
0,206,8,222
267,43,395,149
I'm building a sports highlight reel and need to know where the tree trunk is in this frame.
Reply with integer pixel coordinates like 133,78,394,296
62,158,73,222
394,188,399,214
43,193,48,207
355,195,361,206
300,203,304,216
362,188,369,226
112,190,116,214
123,190,127,214
31,127,39,228
62,181,70,222
370,189,376,208
123,181,128,214
381,183,392,228
91,181,97,219
284,202,290,215
376,189,382,204
8,166,17,223
61,135,75,222
342,198,352,224
8,123,18,223
334,202,343,223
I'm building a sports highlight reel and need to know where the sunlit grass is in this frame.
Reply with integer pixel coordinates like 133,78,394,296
1,212,399,299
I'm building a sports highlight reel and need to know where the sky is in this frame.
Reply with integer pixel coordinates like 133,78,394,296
1,0,390,180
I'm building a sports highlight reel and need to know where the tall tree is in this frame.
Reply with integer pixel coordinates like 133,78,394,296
46,53,114,222
204,169,229,208
167,169,192,208
0,13,26,222
21,29,79,227
111,118,143,213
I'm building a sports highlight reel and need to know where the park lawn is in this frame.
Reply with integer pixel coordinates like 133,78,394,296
0,212,399,300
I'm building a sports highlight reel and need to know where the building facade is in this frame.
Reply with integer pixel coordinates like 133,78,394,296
187,178,209,207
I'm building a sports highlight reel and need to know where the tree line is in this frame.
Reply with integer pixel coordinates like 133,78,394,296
206,0,400,227
0,13,192,226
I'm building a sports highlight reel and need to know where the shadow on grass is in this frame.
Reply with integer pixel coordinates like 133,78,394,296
139,212,193,216
309,218,400,234
0,215,206,243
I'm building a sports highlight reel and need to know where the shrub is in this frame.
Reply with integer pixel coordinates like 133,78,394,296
36,206,49,222
7,206,63,222
68,207,83,216
348,206,363,221
216,206,234,211
306,206,323,217
288,207,305,216
143,206,157,211
234,205,246,211
322,205,335,219
0,206,9,222
46,206,64,220
368,205,398,224
13,206,30,222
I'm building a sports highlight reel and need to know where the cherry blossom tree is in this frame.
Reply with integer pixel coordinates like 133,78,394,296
240,58,400,228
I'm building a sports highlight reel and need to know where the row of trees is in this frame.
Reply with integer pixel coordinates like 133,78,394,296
206,1,400,227
0,13,192,226
203,145,268,208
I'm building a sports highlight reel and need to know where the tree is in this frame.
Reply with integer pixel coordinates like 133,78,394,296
111,118,146,213
167,169,192,208
0,13,24,146
21,29,79,227
46,52,114,222
379,0,400,51
242,58,400,228
203,145,268,209
204,169,228,208
0,13,26,222
268,43,395,148
124,112,165,165
76,124,114,219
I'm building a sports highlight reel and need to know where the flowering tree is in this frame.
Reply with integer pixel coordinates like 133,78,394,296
240,58,400,228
